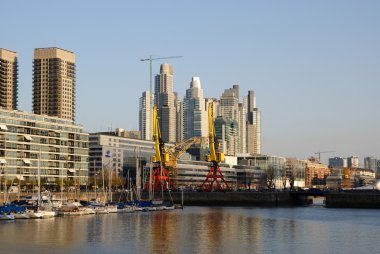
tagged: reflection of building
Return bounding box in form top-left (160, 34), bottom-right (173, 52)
top-left (305, 160), bottom-right (330, 188)
top-left (33, 47), bottom-right (76, 121)
top-left (0, 48), bottom-right (18, 110)
top-left (0, 108), bottom-right (88, 187)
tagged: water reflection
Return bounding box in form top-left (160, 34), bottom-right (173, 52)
top-left (1, 207), bottom-right (380, 254)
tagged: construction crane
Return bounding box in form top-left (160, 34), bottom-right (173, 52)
top-left (145, 106), bottom-right (175, 191)
top-left (200, 103), bottom-right (231, 191)
top-left (140, 55), bottom-right (183, 94)
top-left (314, 151), bottom-right (335, 163)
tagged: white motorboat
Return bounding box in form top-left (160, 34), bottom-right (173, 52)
top-left (26, 210), bottom-right (43, 219)
top-left (117, 206), bottom-right (134, 213)
top-left (0, 214), bottom-right (15, 220)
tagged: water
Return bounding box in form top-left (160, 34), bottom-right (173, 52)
top-left (1, 207), bottom-right (379, 254)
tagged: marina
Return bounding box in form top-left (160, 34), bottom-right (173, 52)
top-left (1, 206), bottom-right (379, 254)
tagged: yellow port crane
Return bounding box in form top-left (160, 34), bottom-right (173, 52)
top-left (146, 106), bottom-right (174, 191)
top-left (166, 137), bottom-right (205, 186)
top-left (200, 103), bottom-right (231, 191)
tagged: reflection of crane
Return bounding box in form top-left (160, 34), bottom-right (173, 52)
top-left (200, 103), bottom-right (231, 191)
top-left (140, 55), bottom-right (183, 93)
top-left (314, 151), bottom-right (335, 163)
top-left (145, 106), bottom-right (174, 191)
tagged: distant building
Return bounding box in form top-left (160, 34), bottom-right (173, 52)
top-left (215, 116), bottom-right (239, 156)
top-left (154, 64), bottom-right (177, 143)
top-left (347, 156), bottom-right (359, 168)
top-left (364, 157), bottom-right (377, 172)
top-left (0, 108), bottom-right (88, 189)
top-left (33, 47), bottom-right (76, 121)
top-left (0, 49), bottom-right (18, 110)
top-left (328, 157), bottom-right (347, 168)
top-left (245, 90), bottom-right (261, 155)
top-left (139, 91), bottom-right (153, 140)
top-left (305, 160), bottom-right (330, 188)
top-left (183, 77), bottom-right (207, 140)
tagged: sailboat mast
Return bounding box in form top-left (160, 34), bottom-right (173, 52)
top-left (37, 149), bottom-right (41, 207)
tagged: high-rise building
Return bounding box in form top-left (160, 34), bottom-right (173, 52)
top-left (139, 91), bottom-right (154, 140)
top-left (154, 63), bottom-right (177, 143)
top-left (33, 47), bottom-right (76, 121)
top-left (176, 100), bottom-right (184, 143)
top-left (0, 108), bottom-right (88, 187)
top-left (0, 49), bottom-right (18, 110)
top-left (183, 77), bottom-right (208, 140)
top-left (215, 116), bottom-right (239, 156)
top-left (347, 156), bottom-right (359, 168)
top-left (364, 157), bottom-right (377, 172)
top-left (328, 157), bottom-right (347, 168)
top-left (220, 85), bottom-right (239, 120)
top-left (246, 90), bottom-right (261, 154)
top-left (238, 101), bottom-right (246, 154)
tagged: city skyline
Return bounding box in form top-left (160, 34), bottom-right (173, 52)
top-left (1, 1), bottom-right (379, 162)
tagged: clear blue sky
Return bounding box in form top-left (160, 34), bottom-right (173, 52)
top-left (1, 0), bottom-right (379, 164)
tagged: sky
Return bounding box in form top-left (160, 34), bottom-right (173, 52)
top-left (1, 0), bottom-right (379, 164)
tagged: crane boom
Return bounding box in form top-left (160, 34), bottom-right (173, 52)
top-left (152, 106), bottom-right (169, 164)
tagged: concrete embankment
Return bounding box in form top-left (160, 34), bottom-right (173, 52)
top-left (325, 191), bottom-right (380, 208)
top-left (167, 191), bottom-right (308, 207)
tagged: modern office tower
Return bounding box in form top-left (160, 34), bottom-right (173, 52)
top-left (139, 91), bottom-right (154, 140)
top-left (246, 90), bottom-right (261, 154)
top-left (0, 49), bottom-right (18, 110)
top-left (328, 157), bottom-right (347, 168)
top-left (176, 100), bottom-right (184, 142)
top-left (215, 116), bottom-right (239, 156)
top-left (33, 47), bottom-right (76, 121)
top-left (347, 156), bottom-right (359, 168)
top-left (364, 157), bottom-right (377, 172)
top-left (0, 108), bottom-right (88, 188)
top-left (183, 77), bottom-right (208, 140)
top-left (238, 101), bottom-right (246, 154)
top-left (220, 85), bottom-right (239, 120)
top-left (154, 63), bottom-right (177, 143)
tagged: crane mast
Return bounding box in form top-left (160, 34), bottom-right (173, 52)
top-left (200, 103), bottom-right (231, 191)
top-left (145, 106), bottom-right (174, 191)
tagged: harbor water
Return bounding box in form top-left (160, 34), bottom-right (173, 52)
top-left (1, 206), bottom-right (379, 254)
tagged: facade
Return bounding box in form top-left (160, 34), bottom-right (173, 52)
top-left (364, 156), bottom-right (377, 172)
top-left (33, 47), bottom-right (76, 121)
top-left (154, 64), bottom-right (177, 143)
top-left (237, 155), bottom-right (294, 189)
top-left (215, 116), bottom-right (239, 156)
top-left (183, 77), bottom-right (207, 140)
top-left (176, 160), bottom-right (237, 189)
top-left (0, 49), bottom-right (18, 110)
top-left (245, 90), bottom-right (261, 154)
top-left (139, 91), bottom-right (153, 140)
top-left (305, 160), bottom-right (330, 188)
top-left (347, 156), bottom-right (359, 168)
top-left (328, 157), bottom-right (347, 168)
top-left (0, 108), bottom-right (88, 189)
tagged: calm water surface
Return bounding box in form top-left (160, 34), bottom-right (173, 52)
top-left (1, 206), bottom-right (379, 254)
